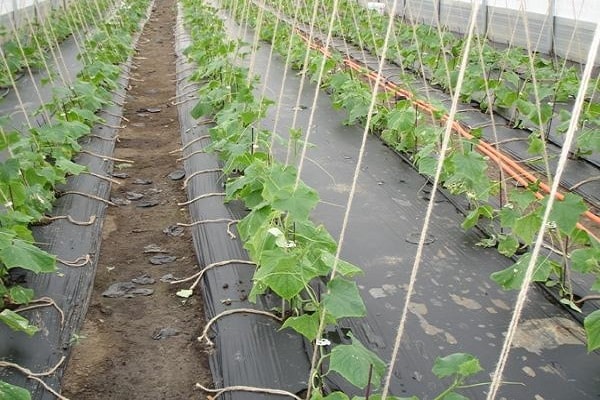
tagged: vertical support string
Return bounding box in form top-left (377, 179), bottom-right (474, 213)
top-left (486, 19), bottom-right (600, 400)
top-left (379, 1), bottom-right (481, 397)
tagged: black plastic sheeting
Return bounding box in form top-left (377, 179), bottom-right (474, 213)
top-left (174, 8), bottom-right (309, 400)
top-left (0, 4), bottom-right (153, 398)
top-left (175, 4), bottom-right (600, 399)
top-left (337, 42), bottom-right (600, 211)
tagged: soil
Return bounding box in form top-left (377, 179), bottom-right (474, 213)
top-left (61, 0), bottom-right (212, 398)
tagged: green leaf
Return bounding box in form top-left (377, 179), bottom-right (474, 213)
top-left (509, 189), bottom-right (537, 211)
top-left (491, 253), bottom-right (555, 290)
top-left (516, 99), bottom-right (535, 117)
top-left (461, 205), bottom-right (493, 230)
top-left (0, 309), bottom-right (38, 336)
top-left (584, 309), bottom-right (600, 352)
top-left (0, 381), bottom-right (31, 400)
top-left (527, 134), bottom-right (544, 155)
top-left (512, 211), bottom-right (542, 245)
top-left (254, 252), bottom-right (305, 300)
top-left (0, 239), bottom-right (56, 273)
top-left (281, 312), bottom-right (321, 341)
top-left (7, 286), bottom-right (34, 305)
top-left (191, 100), bottom-right (214, 119)
top-left (497, 235), bottom-right (519, 257)
top-left (440, 393), bottom-right (469, 400)
top-left (352, 396), bottom-right (417, 400)
top-left (319, 251), bottom-right (363, 277)
top-left (55, 158), bottom-right (87, 176)
top-left (432, 353), bottom-right (482, 379)
top-left (312, 391), bottom-right (350, 400)
top-left (329, 335), bottom-right (386, 389)
top-left (323, 278), bottom-right (366, 318)
top-left (547, 193), bottom-right (587, 235)
top-left (570, 247), bottom-right (600, 274)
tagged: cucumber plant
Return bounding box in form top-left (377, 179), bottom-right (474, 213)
top-left (0, 0), bottom-right (151, 396)
top-left (181, 1), bottom-right (504, 398)
top-left (223, 0), bottom-right (600, 353)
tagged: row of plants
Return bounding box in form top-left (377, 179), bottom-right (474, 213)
top-left (0, 0), bottom-right (113, 89)
top-left (0, 0), bottom-right (151, 397)
top-left (220, 0), bottom-right (600, 352)
top-left (179, 1), bottom-right (507, 399)
top-left (265, 0), bottom-right (600, 162)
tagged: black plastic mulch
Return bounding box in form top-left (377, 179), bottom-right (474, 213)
top-left (0, 5), bottom-right (153, 398)
top-left (174, 8), bottom-right (309, 399)
top-left (172, 5), bottom-right (600, 400)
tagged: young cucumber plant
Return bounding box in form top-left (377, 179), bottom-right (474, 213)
top-left (0, 0), bottom-right (151, 396)
top-left (182, 0), bottom-right (504, 398)
top-left (224, 0), bottom-right (600, 353)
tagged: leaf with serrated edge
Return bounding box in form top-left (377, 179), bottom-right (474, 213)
top-left (281, 313), bottom-right (320, 341)
top-left (329, 334), bottom-right (386, 389)
top-left (584, 309), bottom-right (600, 352)
top-left (323, 278), bottom-right (366, 318)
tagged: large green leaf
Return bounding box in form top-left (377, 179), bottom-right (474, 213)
top-left (512, 212), bottom-right (542, 245)
top-left (432, 353), bottom-right (482, 379)
top-left (323, 278), bottom-right (366, 319)
top-left (0, 239), bottom-right (56, 273)
top-left (253, 252), bottom-right (305, 300)
top-left (352, 396), bottom-right (417, 400)
top-left (281, 313), bottom-right (321, 341)
top-left (0, 309), bottom-right (38, 336)
top-left (261, 166), bottom-right (319, 220)
top-left (584, 309), bottom-right (600, 352)
top-left (311, 392), bottom-right (350, 400)
top-left (329, 335), bottom-right (386, 389)
top-left (570, 247), bottom-right (600, 274)
top-left (509, 189), bottom-right (537, 211)
top-left (547, 193), bottom-right (587, 235)
top-left (319, 251), bottom-right (363, 278)
top-left (491, 253), bottom-right (555, 290)
top-left (0, 381), bottom-right (31, 400)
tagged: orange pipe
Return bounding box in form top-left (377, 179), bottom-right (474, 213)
top-left (296, 32), bottom-right (600, 237)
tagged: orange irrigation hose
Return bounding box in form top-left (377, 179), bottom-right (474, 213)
top-left (296, 31), bottom-right (600, 238)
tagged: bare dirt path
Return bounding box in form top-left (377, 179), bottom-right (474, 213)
top-left (62, 0), bottom-right (211, 398)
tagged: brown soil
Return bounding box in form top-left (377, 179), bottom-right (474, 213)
top-left (61, 0), bottom-right (212, 398)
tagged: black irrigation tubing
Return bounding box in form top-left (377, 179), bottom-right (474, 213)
top-left (0, 1), bottom-right (155, 398)
top-left (196, 2), bottom-right (600, 399)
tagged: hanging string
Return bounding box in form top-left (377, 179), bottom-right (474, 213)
top-left (379, 2), bottom-right (481, 397)
top-left (285, 0), bottom-right (326, 165)
top-left (247, 0), bottom-right (268, 80)
top-left (0, 47), bottom-right (34, 130)
top-left (517, 2), bottom-right (554, 184)
top-left (268, 0), bottom-right (304, 149)
top-left (258, 0), bottom-right (285, 102)
top-left (486, 19), bottom-right (600, 400)
top-left (33, 0), bottom-right (73, 85)
top-left (7, 14), bottom-right (52, 124)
